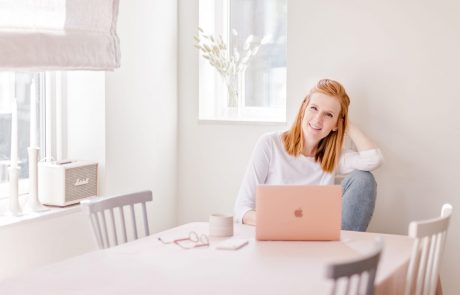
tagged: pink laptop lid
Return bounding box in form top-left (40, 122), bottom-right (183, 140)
top-left (256, 185), bottom-right (342, 241)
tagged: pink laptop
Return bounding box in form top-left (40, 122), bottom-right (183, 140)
top-left (256, 185), bottom-right (342, 241)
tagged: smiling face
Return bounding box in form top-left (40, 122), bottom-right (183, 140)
top-left (283, 79), bottom-right (349, 172)
top-left (301, 92), bottom-right (341, 145)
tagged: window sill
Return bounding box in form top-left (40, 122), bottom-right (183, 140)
top-left (199, 106), bottom-right (287, 125)
top-left (0, 196), bottom-right (81, 229)
top-left (198, 118), bottom-right (287, 126)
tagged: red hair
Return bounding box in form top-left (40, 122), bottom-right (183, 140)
top-left (282, 79), bottom-right (350, 173)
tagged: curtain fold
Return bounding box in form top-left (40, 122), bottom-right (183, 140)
top-left (0, 0), bottom-right (120, 71)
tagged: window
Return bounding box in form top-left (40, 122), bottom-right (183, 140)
top-left (0, 72), bottom-right (46, 199)
top-left (198, 0), bottom-right (287, 123)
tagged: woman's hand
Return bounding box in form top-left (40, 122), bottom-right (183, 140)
top-left (346, 121), bottom-right (378, 151)
top-left (242, 210), bottom-right (256, 226)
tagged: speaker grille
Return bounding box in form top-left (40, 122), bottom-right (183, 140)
top-left (65, 165), bottom-right (97, 202)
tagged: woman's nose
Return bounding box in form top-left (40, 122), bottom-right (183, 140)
top-left (312, 113), bottom-right (323, 124)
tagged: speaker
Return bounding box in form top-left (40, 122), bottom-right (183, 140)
top-left (38, 160), bottom-right (98, 206)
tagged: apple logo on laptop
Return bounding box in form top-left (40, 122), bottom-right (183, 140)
top-left (294, 208), bottom-right (303, 218)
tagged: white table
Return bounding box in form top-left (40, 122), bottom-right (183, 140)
top-left (0, 222), bottom-right (414, 295)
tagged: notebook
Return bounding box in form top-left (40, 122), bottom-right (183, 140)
top-left (256, 185), bottom-right (342, 241)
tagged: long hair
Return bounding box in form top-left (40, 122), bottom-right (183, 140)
top-left (282, 79), bottom-right (350, 173)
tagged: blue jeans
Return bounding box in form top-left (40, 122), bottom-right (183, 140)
top-left (341, 170), bottom-right (377, 232)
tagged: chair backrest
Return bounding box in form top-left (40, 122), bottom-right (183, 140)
top-left (404, 203), bottom-right (453, 295)
top-left (80, 190), bottom-right (153, 249)
top-left (326, 237), bottom-right (383, 295)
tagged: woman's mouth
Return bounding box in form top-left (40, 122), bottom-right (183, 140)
top-left (309, 122), bottom-right (322, 131)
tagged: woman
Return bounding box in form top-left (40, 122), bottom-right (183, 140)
top-left (234, 79), bottom-right (383, 231)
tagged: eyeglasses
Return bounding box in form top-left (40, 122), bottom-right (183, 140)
top-left (158, 231), bottom-right (210, 249)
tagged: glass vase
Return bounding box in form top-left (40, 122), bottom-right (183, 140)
top-left (225, 71), bottom-right (244, 108)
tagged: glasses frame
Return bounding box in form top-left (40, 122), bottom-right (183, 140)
top-left (158, 231), bottom-right (210, 250)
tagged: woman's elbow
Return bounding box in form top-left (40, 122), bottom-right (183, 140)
top-left (367, 151), bottom-right (384, 171)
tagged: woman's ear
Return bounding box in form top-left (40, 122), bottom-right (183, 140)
top-left (332, 119), bottom-right (340, 132)
top-left (334, 117), bottom-right (344, 131)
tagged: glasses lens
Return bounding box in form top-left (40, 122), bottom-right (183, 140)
top-left (189, 232), bottom-right (199, 242)
top-left (200, 235), bottom-right (209, 245)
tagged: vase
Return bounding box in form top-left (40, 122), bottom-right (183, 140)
top-left (24, 147), bottom-right (48, 212)
top-left (226, 74), bottom-right (238, 108)
top-left (225, 71), bottom-right (245, 108)
top-left (8, 165), bottom-right (22, 216)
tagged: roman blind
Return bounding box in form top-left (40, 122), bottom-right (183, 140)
top-left (0, 0), bottom-right (120, 70)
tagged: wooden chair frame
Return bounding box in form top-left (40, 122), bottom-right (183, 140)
top-left (81, 191), bottom-right (153, 249)
top-left (404, 204), bottom-right (453, 295)
top-left (326, 237), bottom-right (384, 295)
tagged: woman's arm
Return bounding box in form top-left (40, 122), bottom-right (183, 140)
top-left (234, 134), bottom-right (272, 225)
top-left (346, 121), bottom-right (378, 151)
top-left (338, 122), bottom-right (384, 174)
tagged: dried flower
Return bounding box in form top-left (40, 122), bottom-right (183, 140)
top-left (194, 27), bottom-right (263, 107)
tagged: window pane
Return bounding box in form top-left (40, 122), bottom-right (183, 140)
top-left (230, 0), bottom-right (287, 108)
top-left (0, 72), bottom-right (42, 184)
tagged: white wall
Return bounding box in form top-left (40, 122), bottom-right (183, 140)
top-left (178, 0), bottom-right (285, 224)
top-left (178, 0), bottom-right (460, 293)
top-left (66, 71), bottom-right (106, 193)
top-left (105, 0), bottom-right (178, 232)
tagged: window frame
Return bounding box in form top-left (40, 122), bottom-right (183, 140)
top-left (0, 72), bottom-right (63, 200)
top-left (198, 0), bottom-right (287, 124)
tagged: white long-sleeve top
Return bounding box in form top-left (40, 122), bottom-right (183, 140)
top-left (234, 132), bottom-right (384, 223)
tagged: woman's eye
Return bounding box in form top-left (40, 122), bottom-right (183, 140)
top-left (310, 106), bottom-right (317, 111)
top-left (327, 113), bottom-right (333, 118)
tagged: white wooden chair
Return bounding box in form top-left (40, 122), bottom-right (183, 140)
top-left (80, 190), bottom-right (153, 249)
top-left (404, 203), bottom-right (453, 295)
top-left (326, 237), bottom-right (383, 295)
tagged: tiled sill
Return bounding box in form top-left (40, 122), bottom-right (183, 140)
top-left (0, 196), bottom-right (81, 229)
